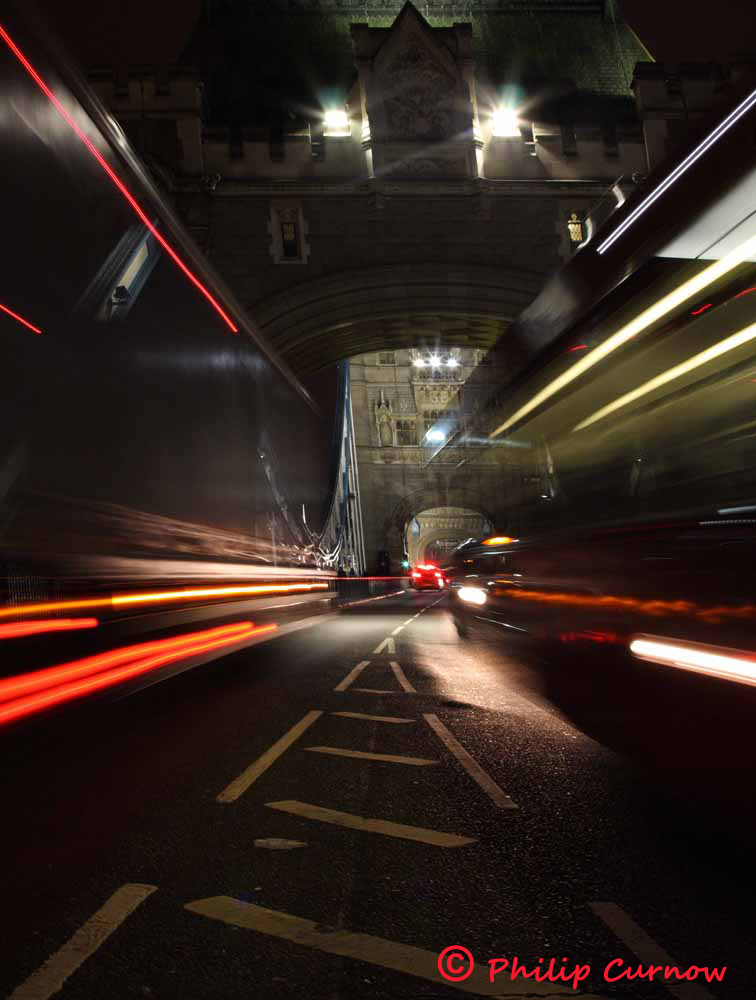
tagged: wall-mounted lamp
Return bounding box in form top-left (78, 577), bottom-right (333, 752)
top-left (323, 107), bottom-right (350, 137)
top-left (567, 212), bottom-right (584, 244)
top-left (491, 106), bottom-right (520, 138)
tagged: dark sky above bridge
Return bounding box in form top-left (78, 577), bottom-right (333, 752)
top-left (37, 1), bottom-right (756, 70)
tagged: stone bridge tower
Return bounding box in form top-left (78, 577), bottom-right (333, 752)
top-left (86, 0), bottom-right (654, 570)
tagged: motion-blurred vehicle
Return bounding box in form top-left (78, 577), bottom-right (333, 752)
top-left (409, 563), bottom-right (447, 590)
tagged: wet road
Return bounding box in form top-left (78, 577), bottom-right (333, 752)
top-left (1, 590), bottom-right (754, 999)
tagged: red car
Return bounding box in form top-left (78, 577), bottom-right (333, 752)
top-left (409, 563), bottom-right (447, 590)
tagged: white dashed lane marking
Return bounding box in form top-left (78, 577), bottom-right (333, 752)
top-left (9, 885), bottom-right (157, 1000)
top-left (331, 711), bottom-right (414, 724)
top-left (185, 898), bottom-right (594, 997)
top-left (217, 711), bottom-right (323, 803)
top-left (351, 688), bottom-right (394, 694)
top-left (424, 714), bottom-right (518, 811)
top-left (304, 746), bottom-right (437, 766)
top-left (372, 637), bottom-right (396, 654)
top-left (390, 626), bottom-right (403, 636)
top-left (390, 661), bottom-right (416, 693)
top-left (265, 800), bottom-right (476, 847)
top-left (334, 660), bottom-right (370, 692)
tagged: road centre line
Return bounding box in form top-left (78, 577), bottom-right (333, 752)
top-left (9, 884), bottom-right (157, 1000)
top-left (339, 589), bottom-right (405, 609)
top-left (266, 800), bottom-right (476, 847)
top-left (390, 661), bottom-right (416, 693)
top-left (403, 618), bottom-right (413, 625)
top-left (352, 688), bottom-right (394, 694)
top-left (590, 903), bottom-right (715, 1000)
top-left (424, 714), bottom-right (518, 810)
top-left (217, 711), bottom-right (323, 803)
top-left (331, 711), bottom-right (414, 724)
top-left (390, 626), bottom-right (403, 636)
top-left (373, 636), bottom-right (396, 654)
top-left (304, 746), bottom-right (437, 766)
top-left (185, 897), bottom-right (582, 997)
top-left (334, 660), bottom-right (369, 692)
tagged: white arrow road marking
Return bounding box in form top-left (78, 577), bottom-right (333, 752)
top-left (253, 839), bottom-right (308, 850)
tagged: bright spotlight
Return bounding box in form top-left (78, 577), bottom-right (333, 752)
top-left (413, 358), bottom-right (427, 368)
top-left (426, 429), bottom-right (446, 443)
top-left (323, 107), bottom-right (350, 136)
top-left (458, 586), bottom-right (487, 606)
top-left (446, 357), bottom-right (459, 368)
top-left (491, 107), bottom-right (520, 138)
top-left (429, 354), bottom-right (441, 366)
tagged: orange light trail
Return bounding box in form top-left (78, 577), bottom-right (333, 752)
top-left (0, 301), bottom-right (42, 334)
top-left (483, 536), bottom-right (518, 546)
top-left (0, 618), bottom-right (98, 640)
top-left (0, 23), bottom-right (237, 333)
top-left (0, 622), bottom-right (277, 726)
top-left (494, 585), bottom-right (756, 624)
top-left (0, 582), bottom-right (329, 620)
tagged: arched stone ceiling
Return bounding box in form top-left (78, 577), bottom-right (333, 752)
top-left (251, 263), bottom-right (544, 374)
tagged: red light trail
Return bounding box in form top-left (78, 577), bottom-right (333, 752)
top-left (0, 621), bottom-right (276, 725)
top-left (0, 23), bottom-right (238, 333)
top-left (690, 303), bottom-right (713, 316)
top-left (0, 301), bottom-right (42, 334)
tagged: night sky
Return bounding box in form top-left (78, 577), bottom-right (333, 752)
top-left (36, 1), bottom-right (756, 71)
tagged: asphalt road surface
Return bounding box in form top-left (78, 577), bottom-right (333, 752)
top-left (1, 590), bottom-right (754, 999)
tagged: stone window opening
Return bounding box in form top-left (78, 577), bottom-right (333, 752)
top-left (396, 419), bottom-right (415, 446)
top-left (378, 351), bottom-right (396, 365)
top-left (269, 202), bottom-right (310, 265)
top-left (281, 217), bottom-right (300, 260)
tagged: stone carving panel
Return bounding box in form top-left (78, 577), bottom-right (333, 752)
top-left (381, 42), bottom-right (458, 143)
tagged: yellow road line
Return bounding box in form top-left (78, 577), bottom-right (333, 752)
top-left (334, 661), bottom-right (369, 692)
top-left (390, 661), bottom-right (416, 693)
top-left (217, 711), bottom-right (323, 803)
top-left (304, 746), bottom-right (437, 766)
top-left (331, 711), bottom-right (414, 724)
top-left (590, 903), bottom-right (715, 1000)
top-left (266, 800), bottom-right (476, 847)
top-left (424, 714), bottom-right (518, 811)
top-left (185, 897), bottom-right (599, 996)
top-left (9, 884), bottom-right (156, 1000)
